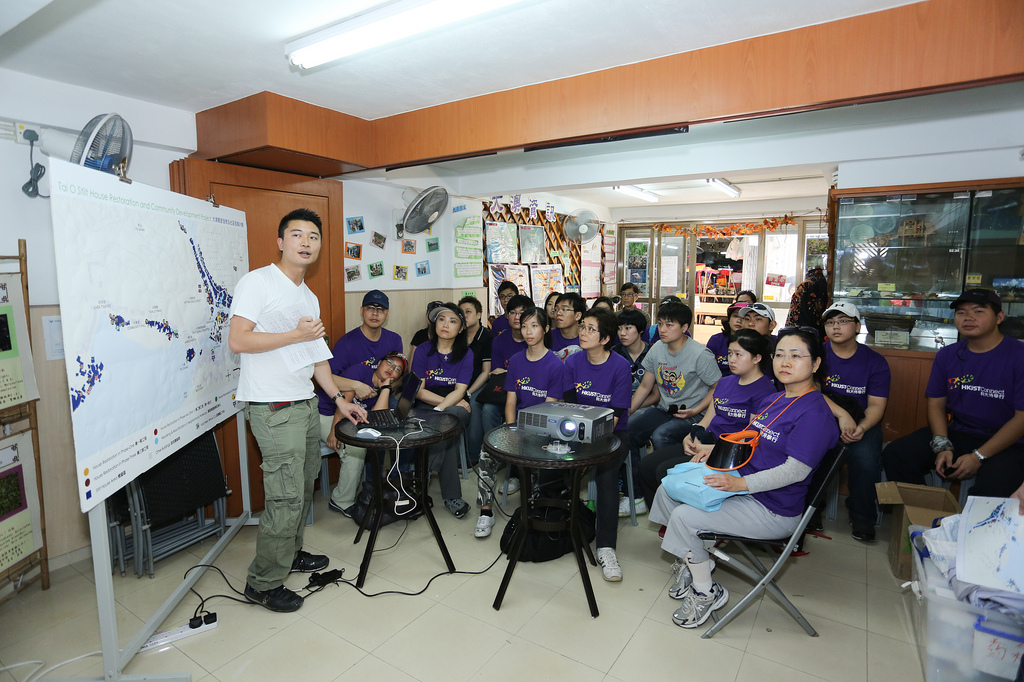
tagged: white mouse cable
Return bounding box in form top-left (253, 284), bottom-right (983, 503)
top-left (383, 418), bottom-right (425, 516)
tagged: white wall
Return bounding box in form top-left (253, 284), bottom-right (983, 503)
top-left (0, 68), bottom-right (196, 305)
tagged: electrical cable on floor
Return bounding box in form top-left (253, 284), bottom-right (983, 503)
top-left (182, 564), bottom-right (252, 617)
top-left (23, 650), bottom-right (101, 682)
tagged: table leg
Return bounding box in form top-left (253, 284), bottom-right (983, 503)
top-left (415, 445), bottom-right (456, 574)
top-left (493, 464), bottom-right (530, 611)
top-left (356, 449), bottom-right (386, 588)
top-left (569, 467), bottom-right (600, 617)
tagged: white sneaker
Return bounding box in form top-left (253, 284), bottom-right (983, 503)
top-left (596, 547), bottom-right (622, 582)
top-left (474, 514), bottom-right (495, 538)
top-left (504, 477), bottom-right (520, 495)
top-left (617, 496), bottom-right (648, 517)
top-left (672, 581), bottom-right (729, 628)
top-left (668, 558), bottom-right (716, 599)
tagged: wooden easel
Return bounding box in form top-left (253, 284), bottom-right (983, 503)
top-left (0, 238), bottom-right (50, 602)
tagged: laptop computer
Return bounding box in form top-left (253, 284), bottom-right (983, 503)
top-left (366, 371), bottom-right (421, 429)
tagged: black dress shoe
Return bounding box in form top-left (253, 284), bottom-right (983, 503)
top-left (806, 510), bottom-right (824, 533)
top-left (290, 550), bottom-right (329, 573)
top-left (328, 500), bottom-right (355, 517)
top-left (851, 521), bottom-right (876, 543)
top-left (244, 583), bottom-right (304, 612)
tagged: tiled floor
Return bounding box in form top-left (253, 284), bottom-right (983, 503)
top-left (0, 476), bottom-right (925, 682)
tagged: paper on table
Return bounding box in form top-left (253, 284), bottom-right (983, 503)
top-left (259, 304), bottom-right (332, 373)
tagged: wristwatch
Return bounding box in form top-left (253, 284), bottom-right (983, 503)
top-left (331, 391), bottom-right (343, 402)
top-left (972, 449), bottom-right (987, 462)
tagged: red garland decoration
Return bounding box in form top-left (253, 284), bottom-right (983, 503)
top-left (653, 215), bottom-right (796, 239)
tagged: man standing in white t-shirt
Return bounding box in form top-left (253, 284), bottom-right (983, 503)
top-left (228, 208), bottom-right (366, 613)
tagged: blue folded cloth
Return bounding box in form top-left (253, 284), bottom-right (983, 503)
top-left (662, 461), bottom-right (748, 512)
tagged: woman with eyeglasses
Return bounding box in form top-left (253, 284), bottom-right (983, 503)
top-left (562, 307), bottom-right (633, 582)
top-left (413, 303), bottom-right (474, 518)
top-left (649, 326), bottom-right (839, 629)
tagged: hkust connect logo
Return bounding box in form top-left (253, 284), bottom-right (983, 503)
top-left (948, 374), bottom-right (975, 390)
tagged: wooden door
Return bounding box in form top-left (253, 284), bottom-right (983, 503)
top-left (170, 159), bottom-right (345, 515)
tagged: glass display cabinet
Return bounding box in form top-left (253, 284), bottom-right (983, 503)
top-left (830, 179), bottom-right (1024, 351)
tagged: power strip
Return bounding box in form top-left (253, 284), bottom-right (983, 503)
top-left (140, 618), bottom-right (218, 651)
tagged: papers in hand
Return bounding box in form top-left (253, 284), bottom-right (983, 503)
top-left (260, 304), bottom-right (332, 373)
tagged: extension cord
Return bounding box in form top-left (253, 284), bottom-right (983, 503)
top-left (139, 617), bottom-right (218, 651)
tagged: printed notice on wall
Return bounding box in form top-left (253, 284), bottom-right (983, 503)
top-left (0, 432), bottom-right (42, 573)
top-left (0, 274), bottom-right (40, 410)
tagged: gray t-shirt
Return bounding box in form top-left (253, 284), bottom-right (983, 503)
top-left (640, 338), bottom-right (720, 414)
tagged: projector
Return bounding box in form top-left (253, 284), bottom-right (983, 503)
top-left (517, 402), bottom-right (615, 443)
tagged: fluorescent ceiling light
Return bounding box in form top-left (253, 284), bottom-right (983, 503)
top-left (286, 0), bottom-right (527, 69)
top-left (707, 178), bottom-right (741, 198)
top-left (613, 185), bottom-right (659, 203)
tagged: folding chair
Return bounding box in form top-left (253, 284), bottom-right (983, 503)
top-left (696, 443), bottom-right (847, 639)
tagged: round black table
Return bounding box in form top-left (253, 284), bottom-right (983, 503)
top-left (483, 424), bottom-right (621, 617)
top-left (335, 408), bottom-right (462, 587)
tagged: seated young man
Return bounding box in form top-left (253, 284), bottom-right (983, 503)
top-left (491, 280), bottom-right (519, 337)
top-left (883, 289), bottom-right (1024, 498)
top-left (820, 302), bottom-right (891, 542)
top-left (628, 302), bottom-right (720, 503)
top-left (551, 292), bottom-right (586, 360)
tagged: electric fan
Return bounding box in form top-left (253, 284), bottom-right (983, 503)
top-left (395, 186), bottom-right (449, 239)
top-left (563, 209), bottom-right (602, 243)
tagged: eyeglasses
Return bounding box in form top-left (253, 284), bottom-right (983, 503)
top-left (555, 306), bottom-right (575, 313)
top-left (498, 293), bottom-right (514, 301)
top-left (779, 325), bottom-right (821, 339)
top-left (507, 310), bottom-right (524, 317)
top-left (364, 304), bottom-right (386, 312)
top-left (383, 358), bottom-right (401, 371)
top-left (824, 317), bottom-right (856, 328)
top-left (772, 352), bottom-right (812, 362)
top-left (579, 325), bottom-right (601, 334)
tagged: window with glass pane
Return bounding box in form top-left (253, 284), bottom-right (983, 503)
top-left (741, 234), bottom-right (760, 294)
top-left (967, 187), bottom-right (1024, 339)
top-left (763, 223), bottom-right (800, 303)
top-left (805, 221), bottom-right (829, 273)
top-left (658, 235), bottom-right (687, 300)
top-left (625, 236), bottom-right (652, 297)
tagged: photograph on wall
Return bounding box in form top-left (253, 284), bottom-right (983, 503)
top-left (0, 277), bottom-right (39, 410)
top-left (415, 260), bottom-right (430, 277)
top-left (530, 264), bottom-right (564, 308)
top-left (368, 261), bottom-right (384, 279)
top-left (371, 231), bottom-right (387, 250)
top-left (345, 265), bottom-right (361, 283)
top-left (0, 432), bottom-right (43, 573)
top-left (426, 237), bottom-right (440, 253)
top-left (346, 216), bottom-right (365, 234)
top-left (402, 239), bottom-right (417, 255)
top-left (485, 221), bottom-right (518, 263)
top-left (394, 265), bottom-right (409, 281)
top-left (519, 225), bottom-right (546, 263)
top-left (345, 242), bottom-right (362, 260)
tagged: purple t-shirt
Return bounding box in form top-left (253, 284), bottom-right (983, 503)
top-left (412, 346), bottom-right (474, 398)
top-left (706, 332), bottom-right (731, 377)
top-left (491, 331), bottom-right (528, 372)
top-left (551, 328), bottom-right (582, 361)
top-left (340, 363), bottom-right (379, 412)
top-left (741, 391), bottom-right (839, 517)
top-left (504, 350), bottom-right (566, 412)
top-left (823, 342), bottom-right (891, 413)
top-left (709, 374), bottom-right (778, 436)
top-left (926, 336), bottom-right (1024, 442)
top-left (562, 351), bottom-right (633, 431)
top-left (491, 315), bottom-right (510, 337)
top-left (318, 327), bottom-right (404, 416)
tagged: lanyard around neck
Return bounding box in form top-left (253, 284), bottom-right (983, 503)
top-left (744, 389), bottom-right (814, 432)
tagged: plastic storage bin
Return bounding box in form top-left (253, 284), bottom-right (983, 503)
top-left (910, 531), bottom-right (1024, 681)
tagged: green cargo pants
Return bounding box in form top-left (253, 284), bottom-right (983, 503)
top-left (245, 398), bottom-right (321, 591)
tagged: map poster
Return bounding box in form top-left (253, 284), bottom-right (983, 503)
top-left (0, 432), bottom-right (42, 573)
top-left (529, 264), bottom-right (564, 308)
top-left (49, 159), bottom-right (248, 513)
top-left (488, 264), bottom-right (531, 316)
top-left (956, 496), bottom-right (1024, 593)
top-left (0, 274), bottom-right (40, 409)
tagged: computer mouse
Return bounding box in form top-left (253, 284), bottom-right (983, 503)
top-left (356, 427), bottom-right (381, 438)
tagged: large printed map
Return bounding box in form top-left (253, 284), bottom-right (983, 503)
top-left (49, 160), bottom-right (247, 512)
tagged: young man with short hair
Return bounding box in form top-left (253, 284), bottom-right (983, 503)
top-left (318, 289), bottom-right (404, 516)
top-left (551, 292), bottom-right (586, 360)
top-left (820, 301), bottom-right (891, 542)
top-left (491, 280), bottom-right (519, 337)
top-left (614, 307), bottom-right (653, 515)
top-left (883, 289), bottom-right (1024, 499)
top-left (229, 208), bottom-right (366, 613)
top-left (739, 302), bottom-right (777, 338)
top-left (628, 303), bottom-right (720, 504)
top-left (619, 282), bottom-right (640, 311)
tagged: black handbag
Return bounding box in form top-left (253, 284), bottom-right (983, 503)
top-left (498, 500), bottom-right (597, 562)
top-left (475, 372), bottom-right (508, 406)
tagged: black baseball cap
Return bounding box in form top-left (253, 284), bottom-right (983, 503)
top-left (950, 288), bottom-right (1001, 312)
top-left (361, 290), bottom-right (389, 309)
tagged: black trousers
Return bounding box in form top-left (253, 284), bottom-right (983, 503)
top-left (881, 426), bottom-right (1024, 498)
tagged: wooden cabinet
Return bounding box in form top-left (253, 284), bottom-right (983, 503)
top-left (875, 347), bottom-right (934, 443)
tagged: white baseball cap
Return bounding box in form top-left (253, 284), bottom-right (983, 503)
top-left (737, 302), bottom-right (776, 322)
top-left (822, 301), bottom-right (860, 321)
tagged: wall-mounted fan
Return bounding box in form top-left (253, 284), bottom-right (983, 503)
top-left (563, 209), bottom-right (602, 243)
top-left (36, 113), bottom-right (133, 175)
top-left (395, 186), bottom-right (449, 239)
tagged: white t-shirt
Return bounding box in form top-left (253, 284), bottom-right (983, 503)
top-left (230, 264), bottom-right (323, 402)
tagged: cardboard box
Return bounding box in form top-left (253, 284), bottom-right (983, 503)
top-left (875, 481), bottom-right (961, 580)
